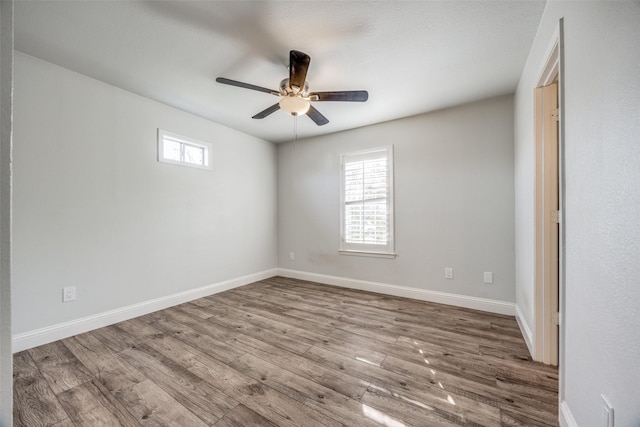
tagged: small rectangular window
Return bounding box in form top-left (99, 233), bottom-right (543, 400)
top-left (340, 146), bottom-right (395, 257)
top-left (158, 129), bottom-right (212, 170)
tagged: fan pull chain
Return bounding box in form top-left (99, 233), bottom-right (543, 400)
top-left (294, 114), bottom-right (298, 150)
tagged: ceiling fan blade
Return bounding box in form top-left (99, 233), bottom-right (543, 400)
top-left (216, 77), bottom-right (278, 95)
top-left (252, 103), bottom-right (281, 119)
top-left (289, 50), bottom-right (311, 91)
top-left (309, 91), bottom-right (369, 102)
top-left (306, 105), bottom-right (329, 126)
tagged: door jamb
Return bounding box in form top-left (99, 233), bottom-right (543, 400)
top-left (533, 21), bottom-right (565, 369)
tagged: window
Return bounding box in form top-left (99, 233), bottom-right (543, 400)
top-left (340, 146), bottom-right (395, 257)
top-left (158, 129), bottom-right (212, 170)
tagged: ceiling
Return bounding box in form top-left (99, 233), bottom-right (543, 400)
top-left (14, 1), bottom-right (546, 143)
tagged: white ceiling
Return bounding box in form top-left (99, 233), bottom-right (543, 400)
top-left (15, 1), bottom-right (546, 143)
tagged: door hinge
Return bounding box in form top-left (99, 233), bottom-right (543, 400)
top-left (551, 108), bottom-right (560, 122)
top-left (552, 312), bottom-right (560, 326)
top-left (551, 210), bottom-right (561, 224)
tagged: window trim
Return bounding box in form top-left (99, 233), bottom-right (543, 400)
top-left (157, 129), bottom-right (212, 170)
top-left (339, 145), bottom-right (396, 258)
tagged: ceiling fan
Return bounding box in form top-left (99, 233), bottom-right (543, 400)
top-left (216, 50), bottom-right (368, 126)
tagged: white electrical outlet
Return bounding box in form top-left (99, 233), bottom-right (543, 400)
top-left (601, 395), bottom-right (614, 427)
top-left (62, 286), bottom-right (76, 302)
top-left (289, 252), bottom-right (295, 261)
top-left (483, 272), bottom-right (494, 284)
top-left (444, 268), bottom-right (453, 279)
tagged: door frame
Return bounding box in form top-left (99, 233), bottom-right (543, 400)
top-left (533, 19), bottom-right (565, 372)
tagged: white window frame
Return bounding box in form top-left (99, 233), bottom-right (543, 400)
top-left (158, 129), bottom-right (212, 170)
top-left (339, 146), bottom-right (396, 258)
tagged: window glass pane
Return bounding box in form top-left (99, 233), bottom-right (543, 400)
top-left (184, 143), bottom-right (205, 165)
top-left (344, 154), bottom-right (389, 245)
top-left (158, 129), bottom-right (212, 170)
top-left (163, 139), bottom-right (182, 162)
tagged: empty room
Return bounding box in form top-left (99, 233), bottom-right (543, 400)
top-left (1, 1), bottom-right (639, 426)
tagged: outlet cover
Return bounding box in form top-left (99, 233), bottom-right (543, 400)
top-left (483, 272), bottom-right (494, 284)
top-left (63, 286), bottom-right (76, 302)
top-left (444, 268), bottom-right (453, 279)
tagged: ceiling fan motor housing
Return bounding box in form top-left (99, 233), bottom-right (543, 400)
top-left (280, 78), bottom-right (309, 96)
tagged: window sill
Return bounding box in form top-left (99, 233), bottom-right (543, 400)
top-left (338, 250), bottom-right (397, 259)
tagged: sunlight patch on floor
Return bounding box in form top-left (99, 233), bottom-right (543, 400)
top-left (367, 383), bottom-right (390, 394)
top-left (362, 404), bottom-right (406, 427)
top-left (356, 356), bottom-right (379, 366)
top-left (397, 394), bottom-right (435, 411)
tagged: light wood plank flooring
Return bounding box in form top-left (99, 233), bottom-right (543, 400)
top-left (14, 276), bottom-right (558, 426)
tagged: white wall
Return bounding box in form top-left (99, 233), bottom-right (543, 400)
top-left (278, 95), bottom-right (515, 306)
top-left (12, 53), bottom-right (277, 337)
top-left (515, 2), bottom-right (640, 426)
top-left (0, 1), bottom-right (13, 424)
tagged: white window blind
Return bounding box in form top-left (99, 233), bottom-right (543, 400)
top-left (340, 146), bottom-right (395, 256)
top-left (158, 129), bottom-right (212, 170)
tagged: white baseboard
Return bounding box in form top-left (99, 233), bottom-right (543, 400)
top-left (277, 269), bottom-right (515, 316)
top-left (13, 268), bottom-right (518, 352)
top-left (559, 400), bottom-right (578, 427)
top-left (515, 303), bottom-right (535, 358)
top-left (12, 268), bottom-right (278, 352)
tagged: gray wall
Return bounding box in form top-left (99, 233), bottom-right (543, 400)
top-left (0, 1), bottom-right (13, 424)
top-left (12, 53), bottom-right (278, 335)
top-left (278, 95), bottom-right (515, 303)
top-left (515, 2), bottom-right (640, 425)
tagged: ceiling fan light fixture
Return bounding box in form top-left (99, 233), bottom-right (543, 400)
top-left (279, 96), bottom-right (310, 116)
top-left (216, 50), bottom-right (368, 125)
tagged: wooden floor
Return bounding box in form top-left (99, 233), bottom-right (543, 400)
top-left (14, 277), bottom-right (558, 426)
